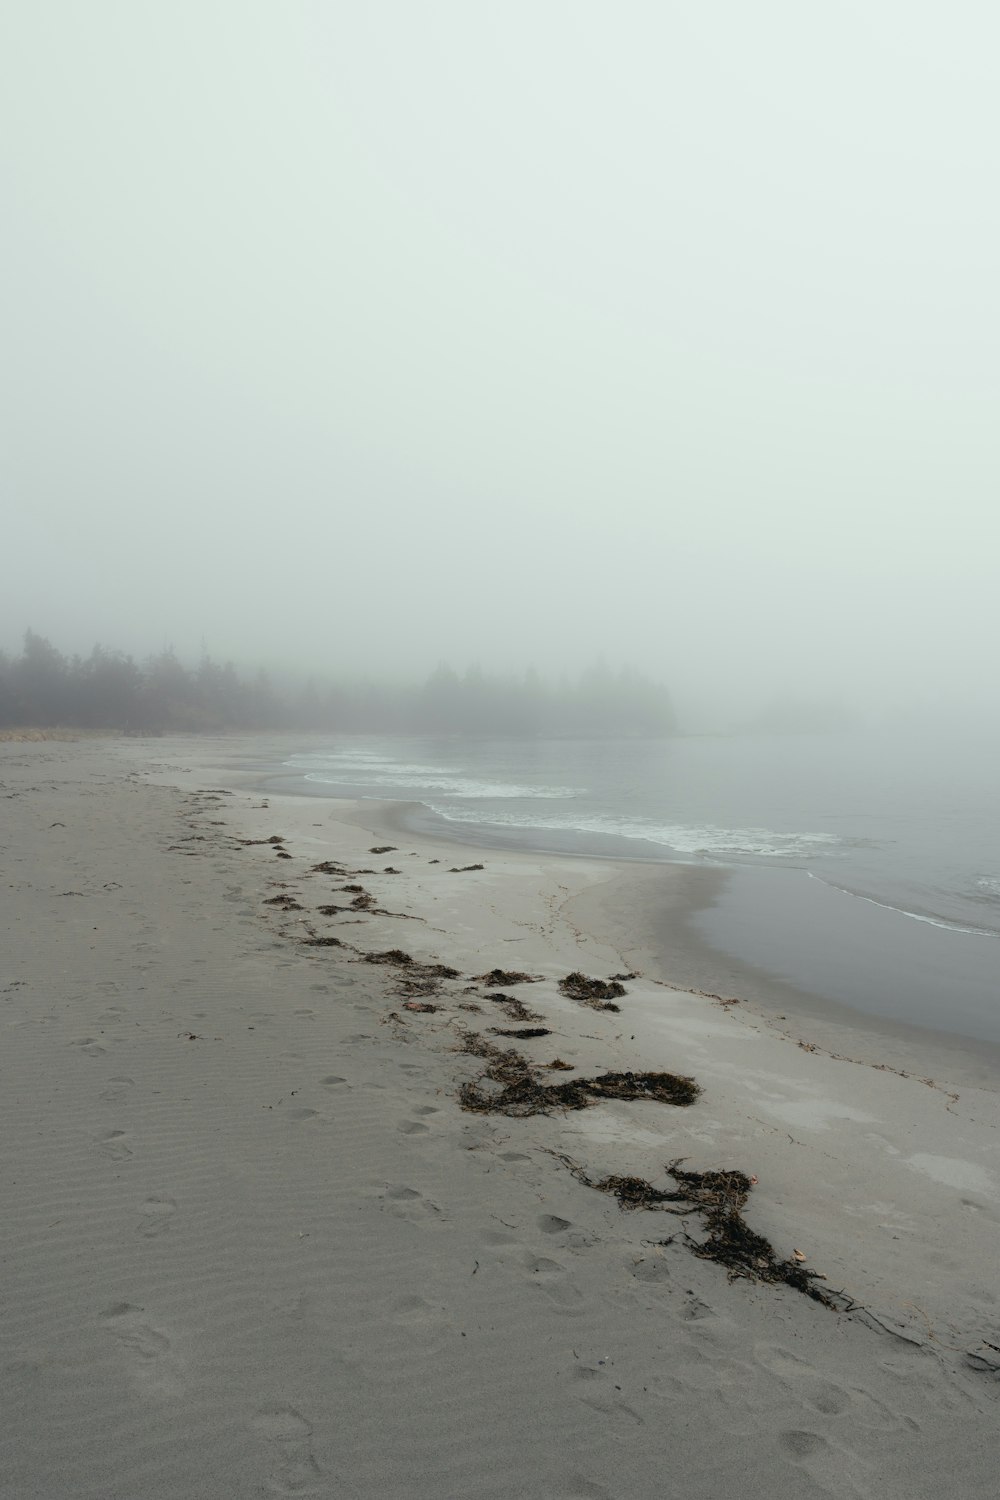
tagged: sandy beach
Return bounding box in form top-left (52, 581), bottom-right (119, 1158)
top-left (2, 735), bottom-right (999, 1499)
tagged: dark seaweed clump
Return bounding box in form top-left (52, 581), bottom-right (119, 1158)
top-left (586, 1071), bottom-right (699, 1104)
top-left (559, 972), bottom-right (626, 1011)
top-left (572, 1159), bottom-right (840, 1307)
top-left (458, 1034), bottom-right (699, 1118)
top-left (363, 948), bottom-right (461, 998)
top-left (489, 993), bottom-right (542, 1022)
top-left (474, 969), bottom-right (537, 986)
top-left (369, 846), bottom-right (397, 854)
top-left (449, 864), bottom-right (485, 872)
top-left (490, 1026), bottom-right (552, 1039)
top-left (263, 895), bottom-right (302, 911)
top-left (362, 950), bottom-right (459, 977)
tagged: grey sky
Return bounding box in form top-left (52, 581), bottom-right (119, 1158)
top-left (3, 2), bottom-right (997, 725)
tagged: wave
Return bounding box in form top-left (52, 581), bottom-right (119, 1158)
top-left (286, 751), bottom-right (580, 800)
top-left (299, 770), bottom-right (580, 800)
top-left (806, 872), bottom-right (999, 939)
top-left (424, 803), bottom-right (841, 860)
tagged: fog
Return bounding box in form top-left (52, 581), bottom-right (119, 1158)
top-left (3, 3), bottom-right (998, 730)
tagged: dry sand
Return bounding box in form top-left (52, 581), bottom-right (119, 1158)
top-left (2, 736), bottom-right (999, 1499)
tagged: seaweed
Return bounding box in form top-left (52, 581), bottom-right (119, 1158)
top-left (449, 864), bottom-right (485, 872)
top-left (263, 895), bottom-right (303, 911)
top-left (558, 972), bottom-right (626, 1011)
top-left (362, 948), bottom-right (461, 997)
top-left (490, 1026), bottom-right (553, 1039)
top-left (304, 936), bottom-right (344, 947)
top-left (489, 993), bottom-right (542, 1022)
top-left (369, 846), bottom-right (397, 854)
top-left (474, 969), bottom-right (537, 986)
top-left (458, 1035), bottom-right (700, 1119)
top-left (364, 948), bottom-right (415, 965)
top-left (311, 861), bottom-right (344, 874)
top-left (585, 1071), bottom-right (700, 1106)
top-left (567, 1158), bottom-right (841, 1308)
top-left (402, 1000), bottom-right (438, 1013)
top-left (316, 904), bottom-right (346, 916)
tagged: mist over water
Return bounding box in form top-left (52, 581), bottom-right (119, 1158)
top-left (273, 729), bottom-right (1000, 1042)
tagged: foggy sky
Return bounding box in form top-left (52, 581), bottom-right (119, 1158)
top-left (3, 2), bottom-right (998, 728)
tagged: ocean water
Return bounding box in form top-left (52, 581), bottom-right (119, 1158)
top-left (277, 731), bottom-right (1000, 1043)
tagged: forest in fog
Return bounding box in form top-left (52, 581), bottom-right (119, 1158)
top-left (0, 631), bottom-right (677, 738)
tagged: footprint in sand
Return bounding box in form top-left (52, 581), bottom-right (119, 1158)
top-left (537, 1214), bottom-right (591, 1250)
top-left (382, 1184), bottom-right (444, 1224)
top-left (755, 1343), bottom-right (898, 1430)
top-left (397, 1120), bottom-right (430, 1136)
top-left (71, 1037), bottom-right (106, 1058)
top-left (524, 1253), bottom-right (584, 1310)
top-left (573, 1366), bottom-right (645, 1427)
top-left (631, 1255), bottom-right (672, 1286)
top-left (252, 1404), bottom-right (323, 1495)
top-left (99, 1303), bottom-right (170, 1360)
top-left (100, 1076), bottom-right (134, 1103)
top-left (779, 1430), bottom-right (829, 1461)
top-left (389, 1293), bottom-right (443, 1325)
top-left (94, 1129), bottom-right (132, 1160)
top-left (137, 1197), bottom-right (177, 1238)
top-left (320, 1075), bottom-right (348, 1088)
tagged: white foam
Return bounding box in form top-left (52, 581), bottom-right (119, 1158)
top-left (301, 770), bottom-right (580, 800)
top-left (807, 873), bottom-right (998, 939)
top-left (424, 804), bottom-right (841, 859)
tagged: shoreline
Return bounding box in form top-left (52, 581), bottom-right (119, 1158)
top-left (246, 752), bottom-right (1000, 1073)
top-left (4, 735), bottom-right (999, 1496)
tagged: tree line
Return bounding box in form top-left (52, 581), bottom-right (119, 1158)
top-left (0, 631), bottom-right (677, 737)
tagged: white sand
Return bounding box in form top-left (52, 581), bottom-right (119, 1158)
top-left (2, 735), bottom-right (998, 1499)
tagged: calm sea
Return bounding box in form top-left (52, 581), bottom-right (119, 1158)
top-left (271, 731), bottom-right (1000, 1044)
